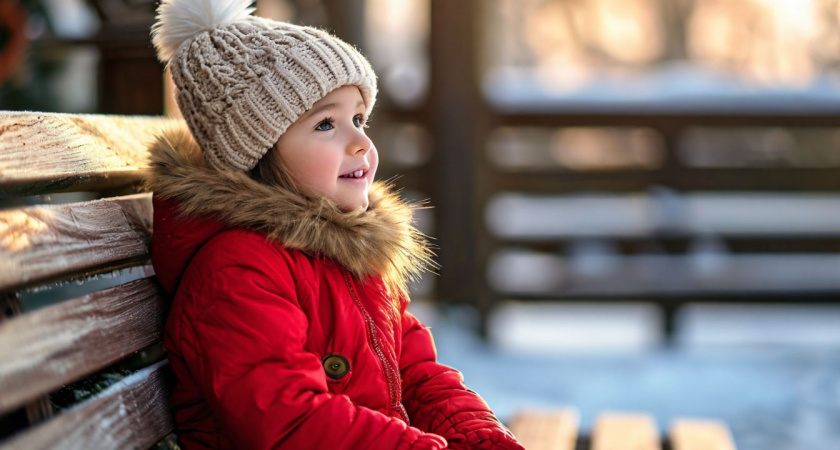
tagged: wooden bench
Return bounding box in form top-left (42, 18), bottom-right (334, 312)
top-left (0, 111), bottom-right (178, 448)
top-left (0, 111), bottom-right (738, 449)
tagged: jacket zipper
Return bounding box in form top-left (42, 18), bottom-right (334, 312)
top-left (341, 269), bottom-right (410, 424)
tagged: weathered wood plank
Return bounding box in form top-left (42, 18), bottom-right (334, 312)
top-left (0, 111), bottom-right (179, 195)
top-left (0, 361), bottom-right (174, 450)
top-left (591, 412), bottom-right (660, 450)
top-left (670, 419), bottom-right (737, 450)
top-left (508, 409), bottom-right (579, 450)
top-left (0, 277), bottom-right (167, 416)
top-left (0, 194), bottom-right (152, 291)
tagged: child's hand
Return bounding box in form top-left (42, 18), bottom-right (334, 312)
top-left (444, 418), bottom-right (525, 450)
top-left (470, 428), bottom-right (525, 450)
top-left (406, 432), bottom-right (448, 449)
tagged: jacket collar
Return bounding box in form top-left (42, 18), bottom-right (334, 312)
top-left (143, 126), bottom-right (435, 298)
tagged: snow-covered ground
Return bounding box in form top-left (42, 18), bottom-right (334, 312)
top-left (409, 300), bottom-right (840, 450)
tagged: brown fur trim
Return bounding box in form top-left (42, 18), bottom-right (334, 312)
top-left (143, 125), bottom-right (436, 299)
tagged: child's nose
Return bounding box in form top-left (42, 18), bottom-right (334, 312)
top-left (349, 129), bottom-right (373, 155)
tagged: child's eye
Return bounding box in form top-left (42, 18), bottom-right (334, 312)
top-left (353, 114), bottom-right (368, 129)
top-left (315, 118), bottom-right (334, 131)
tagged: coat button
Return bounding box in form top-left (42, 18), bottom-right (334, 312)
top-left (322, 354), bottom-right (350, 380)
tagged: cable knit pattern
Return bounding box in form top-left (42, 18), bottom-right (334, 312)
top-left (154, 3), bottom-right (377, 171)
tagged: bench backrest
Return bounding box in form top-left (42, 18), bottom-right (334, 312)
top-left (0, 111), bottom-right (179, 449)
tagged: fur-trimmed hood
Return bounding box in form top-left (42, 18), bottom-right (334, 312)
top-left (144, 126), bottom-right (435, 298)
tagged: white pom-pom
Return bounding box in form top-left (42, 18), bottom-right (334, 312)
top-left (152, 0), bottom-right (256, 63)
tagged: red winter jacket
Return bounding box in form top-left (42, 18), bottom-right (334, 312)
top-left (147, 128), bottom-right (524, 449)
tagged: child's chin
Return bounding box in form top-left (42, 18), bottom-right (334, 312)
top-left (339, 198), bottom-right (369, 212)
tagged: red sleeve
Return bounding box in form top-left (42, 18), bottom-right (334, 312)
top-left (399, 311), bottom-right (525, 450)
top-left (171, 236), bottom-right (447, 450)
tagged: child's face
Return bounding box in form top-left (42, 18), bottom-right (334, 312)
top-left (274, 86), bottom-right (378, 212)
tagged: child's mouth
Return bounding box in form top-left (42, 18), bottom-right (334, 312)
top-left (339, 169), bottom-right (366, 179)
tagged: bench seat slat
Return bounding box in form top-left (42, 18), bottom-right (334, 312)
top-left (0, 277), bottom-right (166, 415)
top-left (0, 194), bottom-right (153, 291)
top-left (508, 409), bottom-right (579, 450)
top-left (0, 360), bottom-right (174, 450)
top-left (0, 112), bottom-right (178, 195)
top-left (670, 419), bottom-right (737, 450)
top-left (591, 412), bottom-right (660, 450)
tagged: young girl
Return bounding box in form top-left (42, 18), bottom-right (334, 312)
top-left (146, 1), bottom-right (524, 449)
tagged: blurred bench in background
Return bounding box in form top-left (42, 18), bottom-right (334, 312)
top-left (472, 112), bottom-right (840, 342)
top-left (416, 2), bottom-right (840, 342)
top-left (509, 409), bottom-right (737, 450)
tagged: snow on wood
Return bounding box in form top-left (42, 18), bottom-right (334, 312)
top-left (0, 277), bottom-right (166, 416)
top-left (0, 111), bottom-right (179, 195)
top-left (0, 361), bottom-right (174, 450)
top-left (0, 194), bottom-right (152, 291)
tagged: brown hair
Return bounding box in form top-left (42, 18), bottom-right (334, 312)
top-left (250, 144), bottom-right (300, 192)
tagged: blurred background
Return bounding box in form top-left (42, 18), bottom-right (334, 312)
top-left (2, 0), bottom-right (839, 448)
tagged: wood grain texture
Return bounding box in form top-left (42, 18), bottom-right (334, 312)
top-left (0, 361), bottom-right (174, 450)
top-left (508, 409), bottom-right (579, 450)
top-left (0, 277), bottom-right (167, 415)
top-left (670, 419), bottom-right (737, 450)
top-left (0, 194), bottom-right (152, 291)
top-left (0, 111), bottom-right (179, 195)
top-left (591, 412), bottom-right (660, 450)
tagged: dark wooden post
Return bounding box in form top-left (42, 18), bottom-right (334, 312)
top-left (90, 2), bottom-right (163, 115)
top-left (99, 42), bottom-right (165, 115)
top-left (323, 0), bottom-right (366, 47)
top-left (430, 0), bottom-right (492, 335)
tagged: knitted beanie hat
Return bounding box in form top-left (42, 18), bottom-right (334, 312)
top-left (151, 0), bottom-right (377, 171)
